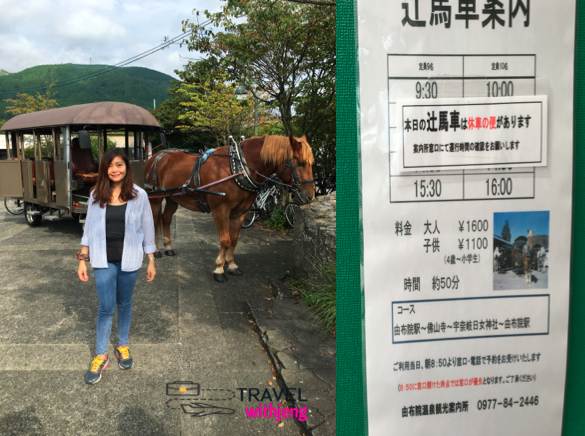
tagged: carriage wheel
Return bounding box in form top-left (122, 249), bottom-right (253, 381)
top-left (24, 203), bottom-right (42, 226)
top-left (4, 197), bottom-right (25, 215)
top-left (242, 210), bottom-right (257, 229)
top-left (284, 203), bottom-right (298, 228)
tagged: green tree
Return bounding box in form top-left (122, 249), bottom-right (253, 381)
top-left (4, 80), bottom-right (59, 115)
top-left (181, 0), bottom-right (335, 141)
top-left (176, 72), bottom-right (276, 147)
top-left (90, 136), bottom-right (117, 160)
top-left (23, 135), bottom-right (55, 158)
top-left (502, 220), bottom-right (511, 242)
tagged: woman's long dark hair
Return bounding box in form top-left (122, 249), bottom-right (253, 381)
top-left (92, 148), bottom-right (137, 207)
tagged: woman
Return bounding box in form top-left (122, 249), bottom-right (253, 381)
top-left (77, 147), bottom-right (157, 384)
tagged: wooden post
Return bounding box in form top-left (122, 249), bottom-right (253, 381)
top-left (18, 133), bottom-right (23, 160)
top-left (98, 126), bottom-right (103, 165)
top-left (33, 130), bottom-right (40, 160)
top-left (52, 128), bottom-right (59, 160)
top-left (125, 130), bottom-right (129, 158)
top-left (11, 132), bottom-right (17, 159)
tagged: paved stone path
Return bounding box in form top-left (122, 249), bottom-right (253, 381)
top-left (247, 280), bottom-right (336, 436)
top-left (0, 204), bottom-right (333, 436)
top-left (493, 268), bottom-right (549, 290)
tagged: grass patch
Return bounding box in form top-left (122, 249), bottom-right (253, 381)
top-left (287, 261), bottom-right (336, 336)
top-left (266, 208), bottom-right (286, 231)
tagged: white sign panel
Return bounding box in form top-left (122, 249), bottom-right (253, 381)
top-left (357, 1), bottom-right (575, 435)
top-left (395, 96), bottom-right (547, 171)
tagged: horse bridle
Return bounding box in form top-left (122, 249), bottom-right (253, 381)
top-left (279, 159), bottom-right (315, 201)
top-left (226, 136), bottom-right (314, 201)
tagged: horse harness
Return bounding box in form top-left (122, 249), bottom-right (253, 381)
top-left (228, 139), bottom-right (315, 196)
top-left (229, 141), bottom-right (264, 192)
top-left (144, 140), bottom-right (314, 210)
top-left (145, 149), bottom-right (217, 213)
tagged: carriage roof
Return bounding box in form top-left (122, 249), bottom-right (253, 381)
top-left (0, 102), bottom-right (160, 132)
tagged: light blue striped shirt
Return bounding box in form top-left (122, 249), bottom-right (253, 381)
top-left (81, 184), bottom-right (157, 271)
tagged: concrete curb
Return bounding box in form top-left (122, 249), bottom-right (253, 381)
top-left (246, 285), bottom-right (336, 436)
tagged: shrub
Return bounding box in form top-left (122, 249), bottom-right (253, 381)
top-left (266, 208), bottom-right (286, 231)
top-left (289, 261), bottom-right (336, 335)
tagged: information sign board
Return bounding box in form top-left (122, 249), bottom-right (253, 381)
top-left (355, 1), bottom-right (576, 435)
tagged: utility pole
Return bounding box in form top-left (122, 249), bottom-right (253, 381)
top-left (90, 57), bottom-right (92, 65)
top-left (254, 96), bottom-right (258, 136)
top-left (250, 86), bottom-right (260, 136)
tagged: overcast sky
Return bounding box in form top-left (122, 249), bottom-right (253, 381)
top-left (0, 0), bottom-right (220, 79)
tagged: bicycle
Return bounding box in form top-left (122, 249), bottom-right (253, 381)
top-left (242, 180), bottom-right (280, 228)
top-left (315, 176), bottom-right (336, 197)
top-left (4, 197), bottom-right (25, 215)
top-left (283, 202), bottom-right (299, 228)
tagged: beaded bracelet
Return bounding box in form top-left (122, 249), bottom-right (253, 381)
top-left (76, 252), bottom-right (90, 262)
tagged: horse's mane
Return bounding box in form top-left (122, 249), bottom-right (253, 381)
top-left (259, 135), bottom-right (315, 166)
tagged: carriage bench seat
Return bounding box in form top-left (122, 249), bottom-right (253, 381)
top-left (31, 159), bottom-right (55, 187)
top-left (71, 147), bottom-right (99, 184)
top-left (74, 172), bottom-right (99, 183)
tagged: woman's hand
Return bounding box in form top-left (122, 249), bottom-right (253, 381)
top-left (147, 261), bottom-right (156, 282)
top-left (78, 261), bottom-right (89, 282)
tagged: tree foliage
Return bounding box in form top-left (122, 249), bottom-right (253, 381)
top-left (176, 72), bottom-right (276, 148)
top-left (181, 0), bottom-right (335, 142)
top-left (502, 220), bottom-right (512, 242)
top-left (90, 136), bottom-right (117, 160)
top-left (4, 81), bottom-right (59, 115)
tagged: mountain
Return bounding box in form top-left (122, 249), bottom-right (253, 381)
top-left (0, 64), bottom-right (176, 119)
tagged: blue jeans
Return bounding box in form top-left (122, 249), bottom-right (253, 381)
top-left (93, 262), bottom-right (140, 355)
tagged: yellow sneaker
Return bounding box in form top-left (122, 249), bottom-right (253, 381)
top-left (115, 345), bottom-right (134, 370)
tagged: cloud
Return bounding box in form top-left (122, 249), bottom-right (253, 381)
top-left (0, 0), bottom-right (223, 78)
top-left (55, 10), bottom-right (128, 43)
top-left (0, 36), bottom-right (47, 74)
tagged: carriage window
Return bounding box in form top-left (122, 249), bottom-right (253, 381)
top-left (23, 135), bottom-right (34, 159)
top-left (40, 134), bottom-right (54, 159)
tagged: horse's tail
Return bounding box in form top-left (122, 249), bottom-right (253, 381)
top-left (148, 194), bottom-right (164, 253)
top-left (154, 200), bottom-right (162, 231)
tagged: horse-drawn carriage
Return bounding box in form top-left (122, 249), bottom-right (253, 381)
top-left (0, 101), bottom-right (317, 282)
top-left (0, 101), bottom-right (160, 225)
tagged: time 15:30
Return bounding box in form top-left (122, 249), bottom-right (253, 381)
top-left (414, 179), bottom-right (442, 198)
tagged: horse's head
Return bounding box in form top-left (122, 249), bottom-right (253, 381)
top-left (258, 134), bottom-right (315, 203)
top-left (277, 135), bottom-right (315, 204)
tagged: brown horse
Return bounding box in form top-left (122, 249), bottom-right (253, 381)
top-left (144, 135), bottom-right (315, 282)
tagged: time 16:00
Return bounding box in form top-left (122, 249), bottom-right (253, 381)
top-left (414, 178), bottom-right (513, 198)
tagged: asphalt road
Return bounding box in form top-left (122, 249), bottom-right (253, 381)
top-left (0, 204), bottom-right (303, 436)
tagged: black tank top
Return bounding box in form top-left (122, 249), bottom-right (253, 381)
top-left (106, 203), bottom-right (127, 263)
